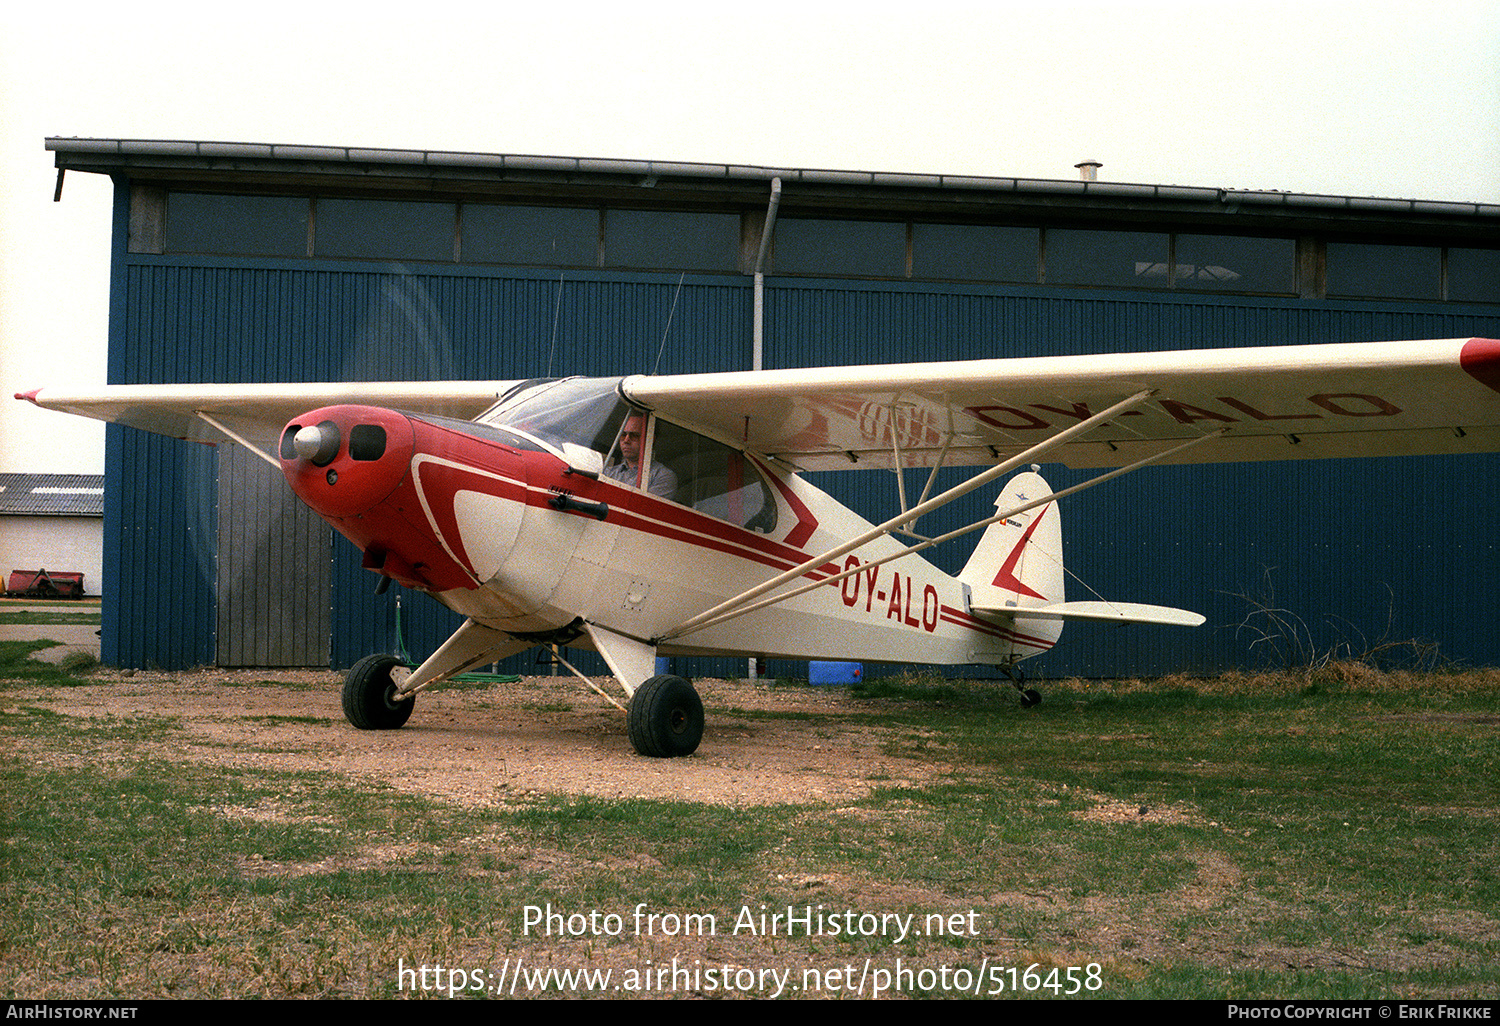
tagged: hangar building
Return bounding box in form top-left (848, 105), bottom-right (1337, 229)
top-left (43, 138), bottom-right (1500, 676)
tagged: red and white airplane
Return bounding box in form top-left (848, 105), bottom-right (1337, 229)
top-left (19, 337), bottom-right (1500, 756)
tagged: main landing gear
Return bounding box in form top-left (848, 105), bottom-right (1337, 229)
top-left (627, 674), bottom-right (704, 758)
top-left (343, 653), bottom-right (415, 730)
top-left (341, 652), bottom-right (706, 759)
top-left (1001, 663), bottom-right (1043, 708)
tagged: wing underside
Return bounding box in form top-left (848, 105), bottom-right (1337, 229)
top-left (17, 381), bottom-right (523, 452)
top-left (624, 338), bottom-right (1500, 470)
top-left (20, 339), bottom-right (1500, 472)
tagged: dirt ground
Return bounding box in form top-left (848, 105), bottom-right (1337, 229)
top-left (7, 667), bottom-right (946, 806)
top-left (10, 661), bottom-right (1498, 997)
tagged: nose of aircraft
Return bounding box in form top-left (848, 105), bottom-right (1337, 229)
top-left (291, 421), bottom-right (341, 464)
top-left (279, 405), bottom-right (416, 519)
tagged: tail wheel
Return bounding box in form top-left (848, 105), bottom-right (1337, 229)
top-left (1001, 662), bottom-right (1043, 708)
top-left (628, 674), bottom-right (704, 757)
top-left (343, 653), bottom-right (415, 730)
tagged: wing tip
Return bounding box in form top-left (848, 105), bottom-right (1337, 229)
top-left (15, 388), bottom-right (40, 404)
top-left (1460, 338), bottom-right (1500, 395)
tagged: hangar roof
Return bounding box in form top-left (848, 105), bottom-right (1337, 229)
top-left (0, 474), bottom-right (105, 517)
top-left (45, 137), bottom-right (1500, 242)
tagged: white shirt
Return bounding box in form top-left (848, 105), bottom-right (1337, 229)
top-left (603, 460), bottom-right (678, 497)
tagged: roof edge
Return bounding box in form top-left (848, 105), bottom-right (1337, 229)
top-left (44, 137), bottom-right (1500, 219)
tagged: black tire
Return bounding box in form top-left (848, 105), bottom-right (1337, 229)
top-left (627, 674), bottom-right (704, 757)
top-left (343, 653), bottom-right (415, 730)
top-left (1020, 688), bottom-right (1042, 708)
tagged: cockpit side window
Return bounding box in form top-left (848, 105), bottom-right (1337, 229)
top-left (485, 384), bottom-right (779, 532)
top-left (651, 419), bottom-right (779, 533)
top-left (601, 409), bottom-right (677, 495)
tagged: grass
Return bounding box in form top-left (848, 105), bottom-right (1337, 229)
top-left (2, 647), bottom-right (1498, 999)
top-left (0, 610), bottom-right (102, 625)
top-left (0, 640), bottom-right (99, 684)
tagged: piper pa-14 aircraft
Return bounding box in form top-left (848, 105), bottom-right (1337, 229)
top-left (19, 337), bottom-right (1500, 756)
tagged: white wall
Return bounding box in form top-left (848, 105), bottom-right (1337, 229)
top-left (0, 517), bottom-right (104, 595)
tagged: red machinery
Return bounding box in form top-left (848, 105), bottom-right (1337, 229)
top-left (5, 569), bottom-right (86, 599)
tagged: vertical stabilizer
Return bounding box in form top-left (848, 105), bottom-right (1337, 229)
top-left (959, 469), bottom-right (1063, 610)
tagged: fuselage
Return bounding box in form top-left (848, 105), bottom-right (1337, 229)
top-left (279, 399), bottom-right (1056, 668)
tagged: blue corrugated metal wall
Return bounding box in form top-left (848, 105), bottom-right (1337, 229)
top-left (764, 280), bottom-right (1500, 676)
top-left (105, 247), bottom-right (1500, 675)
top-left (101, 426), bottom-right (218, 669)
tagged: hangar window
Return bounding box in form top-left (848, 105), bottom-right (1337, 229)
top-left (315, 199), bottom-right (456, 262)
top-left (774, 219), bottom-right (907, 278)
top-left (1448, 248), bottom-right (1500, 303)
top-left (1327, 242), bottom-right (1441, 300)
top-left (463, 205), bottom-right (600, 267)
top-left (605, 210), bottom-right (741, 272)
top-left (1044, 229), bottom-right (1171, 288)
top-left (141, 190), bottom-right (1483, 305)
top-left (911, 224), bottom-right (1039, 282)
top-left (1173, 234), bottom-right (1295, 293)
top-left (166, 193), bottom-right (309, 257)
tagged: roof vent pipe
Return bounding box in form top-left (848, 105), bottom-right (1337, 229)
top-left (1075, 160), bottom-right (1102, 182)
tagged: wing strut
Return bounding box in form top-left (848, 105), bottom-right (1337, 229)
top-left (548, 647), bottom-right (629, 711)
top-left (888, 402), bottom-right (955, 542)
top-left (661, 427), bottom-right (1225, 640)
top-left (658, 390), bottom-right (1156, 643)
top-left (194, 412), bottom-right (282, 468)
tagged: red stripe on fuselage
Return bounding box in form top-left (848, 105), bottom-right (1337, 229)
top-left (406, 419), bottom-right (844, 587)
top-left (751, 454), bottom-right (819, 547)
top-left (411, 457), bottom-right (530, 573)
top-left (603, 480), bottom-right (841, 578)
top-left (940, 604), bottom-right (1057, 649)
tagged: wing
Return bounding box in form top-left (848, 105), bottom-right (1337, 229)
top-left (624, 338), bottom-right (1500, 470)
top-left (17, 381), bottom-right (523, 452)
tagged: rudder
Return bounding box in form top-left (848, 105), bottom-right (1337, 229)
top-left (959, 469), bottom-right (1063, 609)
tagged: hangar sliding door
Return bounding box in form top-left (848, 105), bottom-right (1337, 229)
top-left (216, 445), bottom-right (332, 666)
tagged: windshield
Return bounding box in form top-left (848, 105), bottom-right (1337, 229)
top-left (478, 377), bottom-right (631, 456)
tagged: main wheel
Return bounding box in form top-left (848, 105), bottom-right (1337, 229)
top-left (343, 653), bottom-right (415, 730)
top-left (627, 674), bottom-right (704, 757)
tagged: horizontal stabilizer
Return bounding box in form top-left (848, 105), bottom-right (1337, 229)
top-left (972, 600), bottom-right (1205, 627)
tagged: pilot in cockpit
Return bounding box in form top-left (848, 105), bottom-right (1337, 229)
top-left (603, 413), bottom-right (678, 497)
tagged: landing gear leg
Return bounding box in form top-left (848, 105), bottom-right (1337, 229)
top-left (1001, 663), bottom-right (1042, 708)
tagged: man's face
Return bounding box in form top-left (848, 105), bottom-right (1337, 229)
top-left (619, 416), bottom-right (644, 465)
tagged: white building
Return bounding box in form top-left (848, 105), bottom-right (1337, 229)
top-left (0, 474), bottom-right (104, 596)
